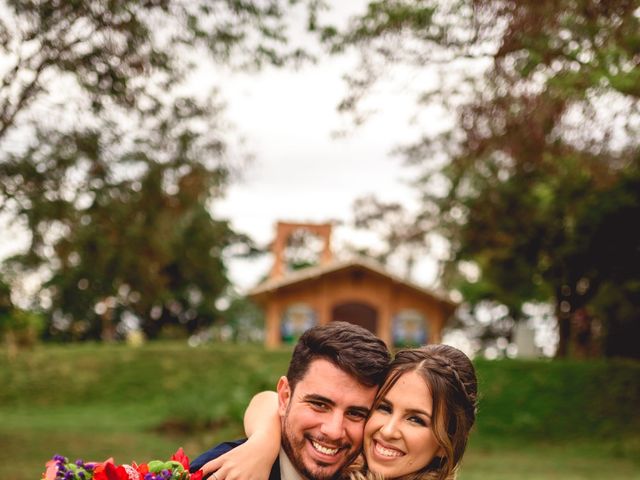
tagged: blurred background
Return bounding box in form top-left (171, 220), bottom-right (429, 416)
top-left (0, 1), bottom-right (639, 479)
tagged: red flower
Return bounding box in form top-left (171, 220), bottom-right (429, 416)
top-left (171, 447), bottom-right (190, 470)
top-left (93, 461), bottom-right (129, 480)
top-left (133, 462), bottom-right (149, 477)
top-left (190, 470), bottom-right (204, 480)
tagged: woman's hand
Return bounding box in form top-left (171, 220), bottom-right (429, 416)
top-left (199, 391), bottom-right (281, 480)
top-left (199, 431), bottom-right (279, 480)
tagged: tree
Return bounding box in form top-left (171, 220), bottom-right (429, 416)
top-left (335, 0), bottom-right (640, 357)
top-left (0, 0), bottom-right (318, 339)
top-left (0, 94), bottom-right (255, 339)
top-left (572, 170), bottom-right (640, 358)
top-left (0, 274), bottom-right (44, 353)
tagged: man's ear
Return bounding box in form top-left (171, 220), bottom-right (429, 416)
top-left (276, 376), bottom-right (291, 417)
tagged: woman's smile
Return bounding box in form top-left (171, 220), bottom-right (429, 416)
top-left (371, 439), bottom-right (404, 458)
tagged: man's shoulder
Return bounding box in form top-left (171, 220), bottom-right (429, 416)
top-left (189, 439), bottom-right (247, 473)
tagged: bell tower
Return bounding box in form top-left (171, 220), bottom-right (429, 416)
top-left (269, 221), bottom-right (333, 279)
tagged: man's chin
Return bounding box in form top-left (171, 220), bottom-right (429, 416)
top-left (299, 451), bottom-right (354, 480)
top-left (299, 464), bottom-right (342, 480)
top-left (281, 428), bottom-right (355, 480)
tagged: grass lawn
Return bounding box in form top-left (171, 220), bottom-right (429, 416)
top-left (1, 342), bottom-right (639, 480)
top-left (460, 437), bottom-right (640, 480)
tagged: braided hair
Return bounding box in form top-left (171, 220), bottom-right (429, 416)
top-left (349, 345), bottom-right (478, 480)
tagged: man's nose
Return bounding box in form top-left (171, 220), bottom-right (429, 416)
top-left (320, 412), bottom-right (346, 440)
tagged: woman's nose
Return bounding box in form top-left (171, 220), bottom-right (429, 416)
top-left (379, 416), bottom-right (401, 439)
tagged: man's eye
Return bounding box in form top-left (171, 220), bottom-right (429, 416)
top-left (309, 401), bottom-right (328, 410)
top-left (346, 410), bottom-right (368, 421)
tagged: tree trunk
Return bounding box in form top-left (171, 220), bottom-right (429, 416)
top-left (572, 307), bottom-right (595, 358)
top-left (101, 308), bottom-right (115, 342)
top-left (555, 300), bottom-right (571, 358)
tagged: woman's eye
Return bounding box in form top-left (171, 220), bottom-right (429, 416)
top-left (408, 416), bottom-right (427, 426)
top-left (376, 403), bottom-right (392, 413)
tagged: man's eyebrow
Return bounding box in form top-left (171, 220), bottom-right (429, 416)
top-left (348, 406), bottom-right (371, 416)
top-left (303, 394), bottom-right (335, 406)
top-left (302, 394), bottom-right (371, 415)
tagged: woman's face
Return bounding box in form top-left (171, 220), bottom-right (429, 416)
top-left (363, 370), bottom-right (443, 479)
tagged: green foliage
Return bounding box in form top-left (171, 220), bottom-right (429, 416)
top-left (0, 342), bottom-right (285, 407)
top-left (590, 280), bottom-right (640, 358)
top-left (0, 275), bottom-right (44, 348)
top-left (0, 275), bottom-right (12, 314)
top-left (221, 295), bottom-right (265, 342)
top-left (347, 1), bottom-right (438, 39)
top-left (0, 309), bottom-right (45, 347)
top-left (475, 358), bottom-right (640, 439)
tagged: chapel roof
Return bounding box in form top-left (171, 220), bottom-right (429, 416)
top-left (249, 256), bottom-right (457, 308)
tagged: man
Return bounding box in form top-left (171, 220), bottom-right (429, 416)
top-left (190, 321), bottom-right (390, 480)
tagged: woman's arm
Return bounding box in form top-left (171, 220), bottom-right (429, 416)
top-left (244, 391), bottom-right (280, 436)
top-left (199, 391), bottom-right (281, 480)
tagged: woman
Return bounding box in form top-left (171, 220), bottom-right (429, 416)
top-left (201, 344), bottom-right (478, 480)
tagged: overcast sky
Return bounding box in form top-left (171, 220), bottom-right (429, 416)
top-left (203, 51), bottom-right (449, 292)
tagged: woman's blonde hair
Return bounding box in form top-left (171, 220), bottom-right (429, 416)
top-left (348, 345), bottom-right (478, 480)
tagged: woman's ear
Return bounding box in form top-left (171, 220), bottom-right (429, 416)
top-left (276, 376), bottom-right (291, 417)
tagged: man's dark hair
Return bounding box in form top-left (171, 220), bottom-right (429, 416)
top-left (286, 321), bottom-right (390, 391)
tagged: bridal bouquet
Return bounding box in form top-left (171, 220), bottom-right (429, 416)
top-left (42, 448), bottom-right (203, 480)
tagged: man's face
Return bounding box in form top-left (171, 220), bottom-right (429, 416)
top-left (277, 358), bottom-right (378, 480)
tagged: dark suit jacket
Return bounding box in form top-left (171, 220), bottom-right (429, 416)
top-left (189, 439), bottom-right (281, 480)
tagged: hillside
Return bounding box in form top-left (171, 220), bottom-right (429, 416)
top-left (1, 342), bottom-right (638, 479)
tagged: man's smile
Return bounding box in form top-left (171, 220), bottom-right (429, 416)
top-left (310, 440), bottom-right (339, 456)
top-left (305, 434), bottom-right (349, 464)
